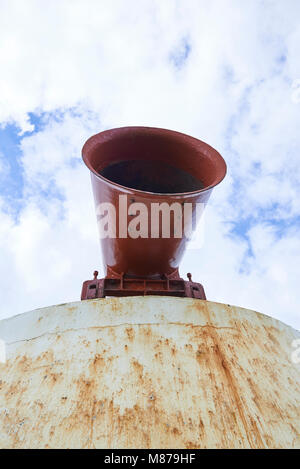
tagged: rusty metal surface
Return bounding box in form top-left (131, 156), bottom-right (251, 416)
top-left (81, 270), bottom-right (206, 300)
top-left (0, 297), bottom-right (299, 449)
top-left (82, 127), bottom-right (226, 279)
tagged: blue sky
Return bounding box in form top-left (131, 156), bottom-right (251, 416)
top-left (0, 0), bottom-right (299, 329)
top-left (0, 124), bottom-right (24, 203)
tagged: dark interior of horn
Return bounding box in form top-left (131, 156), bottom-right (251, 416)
top-left (100, 160), bottom-right (204, 194)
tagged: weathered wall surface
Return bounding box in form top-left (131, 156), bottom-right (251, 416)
top-left (0, 297), bottom-right (299, 449)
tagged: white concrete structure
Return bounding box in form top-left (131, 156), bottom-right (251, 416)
top-left (0, 297), bottom-right (299, 448)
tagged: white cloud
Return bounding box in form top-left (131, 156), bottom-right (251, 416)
top-left (0, 0), bottom-right (299, 329)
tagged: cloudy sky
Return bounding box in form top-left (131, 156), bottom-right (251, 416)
top-left (0, 0), bottom-right (299, 329)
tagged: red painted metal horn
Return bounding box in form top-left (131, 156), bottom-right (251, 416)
top-left (82, 126), bottom-right (226, 279)
top-left (81, 127), bottom-right (226, 299)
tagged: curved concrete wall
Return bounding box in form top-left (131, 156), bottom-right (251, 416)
top-left (0, 297), bottom-right (299, 448)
